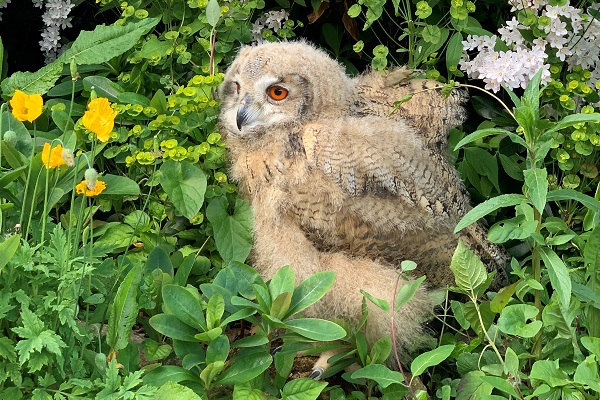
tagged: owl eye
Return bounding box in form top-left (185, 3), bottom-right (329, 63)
top-left (267, 85), bottom-right (289, 101)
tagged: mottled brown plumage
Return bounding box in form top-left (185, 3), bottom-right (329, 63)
top-left (218, 41), bottom-right (507, 359)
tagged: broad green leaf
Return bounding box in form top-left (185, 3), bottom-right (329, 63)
top-left (347, 4), bottom-right (361, 17)
top-left (269, 265), bottom-right (295, 300)
top-left (450, 241), bottom-right (487, 293)
top-left (160, 160), bottom-right (207, 220)
top-left (206, 0), bottom-right (221, 27)
top-left (450, 300), bottom-right (470, 330)
top-left (584, 227), bottom-right (600, 271)
top-left (285, 318), bottom-right (346, 341)
top-left (547, 189), bottom-right (600, 213)
top-left (233, 385), bottom-right (269, 400)
top-left (573, 356), bottom-right (600, 392)
top-left (521, 68), bottom-right (542, 118)
top-left (479, 376), bottom-right (519, 397)
top-left (490, 281), bottom-right (518, 313)
top-left (504, 347), bottom-right (520, 378)
top-left (497, 304), bottom-right (542, 337)
top-left (395, 276), bottom-right (426, 310)
top-left (206, 335), bottom-right (230, 364)
top-left (545, 113), bottom-right (600, 135)
top-left (82, 76), bottom-right (124, 102)
top-left (270, 292), bottom-right (292, 320)
top-left (370, 336), bottom-right (392, 365)
top-left (281, 378), bottom-right (328, 400)
top-left (100, 174), bottom-right (141, 197)
top-left (162, 284), bottom-right (206, 331)
top-left (0, 234), bottom-right (20, 271)
top-left (147, 247), bottom-right (174, 276)
top-left (456, 371), bottom-right (493, 398)
top-left (142, 365), bottom-right (199, 387)
top-left (214, 352), bottom-right (272, 386)
top-left (360, 289), bottom-right (390, 313)
top-left (195, 327), bottom-right (223, 342)
top-left (581, 337), bottom-right (600, 358)
top-left (454, 194), bottom-right (527, 232)
top-left (351, 364), bottom-right (404, 388)
top-left (154, 381), bottom-right (204, 400)
top-left (529, 360), bottom-right (570, 387)
top-left (286, 271), bottom-right (335, 317)
top-left (206, 196), bottom-right (253, 264)
top-left (410, 345), bottom-right (455, 377)
top-left (222, 262), bottom-right (261, 299)
top-left (149, 314), bottom-right (199, 342)
top-left (538, 246), bottom-right (571, 311)
top-left (524, 168), bottom-right (548, 213)
top-left (454, 128), bottom-right (528, 151)
top-left (206, 293), bottom-right (225, 329)
top-left (106, 265), bottom-right (140, 352)
top-left (61, 18), bottom-right (160, 65)
top-left (200, 361), bottom-right (225, 386)
top-left (1, 60), bottom-right (63, 96)
top-left (465, 147), bottom-right (500, 193)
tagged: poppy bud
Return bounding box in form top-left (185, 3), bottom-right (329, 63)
top-left (84, 168), bottom-right (99, 190)
top-left (3, 130), bottom-right (17, 146)
top-left (61, 148), bottom-right (75, 167)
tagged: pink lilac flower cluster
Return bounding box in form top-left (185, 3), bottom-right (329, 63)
top-left (460, 1), bottom-right (600, 93)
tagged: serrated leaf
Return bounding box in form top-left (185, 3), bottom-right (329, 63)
top-left (206, 196), bottom-right (253, 264)
top-left (1, 61), bottom-right (63, 96)
top-left (450, 241), bottom-right (487, 293)
top-left (410, 345), bottom-right (455, 377)
top-left (106, 265), bottom-right (140, 352)
top-left (159, 160), bottom-right (207, 219)
top-left (538, 246), bottom-right (571, 311)
top-left (524, 168), bottom-right (548, 213)
top-left (282, 378), bottom-right (328, 399)
top-left (61, 18), bottom-right (160, 65)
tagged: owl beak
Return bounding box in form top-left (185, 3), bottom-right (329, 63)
top-left (236, 94), bottom-right (253, 131)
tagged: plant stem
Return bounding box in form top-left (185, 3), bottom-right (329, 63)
top-left (531, 208), bottom-right (543, 358)
top-left (470, 293), bottom-right (505, 366)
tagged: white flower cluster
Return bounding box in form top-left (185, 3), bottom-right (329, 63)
top-left (0, 0), bottom-right (12, 22)
top-left (35, 0), bottom-right (75, 62)
top-left (460, 1), bottom-right (600, 93)
top-left (251, 9), bottom-right (289, 42)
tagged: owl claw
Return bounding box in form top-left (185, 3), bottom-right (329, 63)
top-left (309, 367), bottom-right (325, 380)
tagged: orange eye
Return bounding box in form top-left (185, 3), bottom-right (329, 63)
top-left (267, 86), bottom-right (289, 101)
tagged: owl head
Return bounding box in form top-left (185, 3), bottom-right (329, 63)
top-left (218, 41), bottom-right (352, 140)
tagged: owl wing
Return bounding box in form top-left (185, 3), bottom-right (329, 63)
top-left (351, 69), bottom-right (468, 153)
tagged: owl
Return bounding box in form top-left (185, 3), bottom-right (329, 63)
top-left (218, 41), bottom-right (508, 366)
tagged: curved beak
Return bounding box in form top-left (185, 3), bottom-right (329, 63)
top-left (236, 94), bottom-right (251, 131)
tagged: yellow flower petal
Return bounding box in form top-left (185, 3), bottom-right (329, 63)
top-left (10, 90), bottom-right (44, 123)
top-left (41, 142), bottom-right (67, 169)
top-left (75, 179), bottom-right (106, 197)
top-left (82, 98), bottom-right (117, 142)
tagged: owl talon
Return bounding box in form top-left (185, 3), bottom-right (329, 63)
top-left (309, 367), bottom-right (324, 380)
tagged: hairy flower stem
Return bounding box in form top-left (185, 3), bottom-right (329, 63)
top-left (20, 124), bottom-right (37, 239)
top-left (470, 293), bottom-right (505, 366)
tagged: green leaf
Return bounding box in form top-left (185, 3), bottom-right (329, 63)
top-left (446, 32), bottom-right (463, 70)
top-left (100, 174), bottom-right (141, 197)
top-left (270, 292), bottom-right (292, 320)
top-left (421, 25), bottom-right (442, 44)
top-left (155, 381), bottom-right (204, 400)
top-left (269, 265), bottom-right (295, 300)
top-left (360, 289), bottom-right (390, 312)
top-left (547, 189), bottom-right (600, 213)
top-left (524, 168), bottom-right (548, 213)
top-left (206, 0), bottom-right (221, 27)
top-left (162, 285), bottom-right (206, 331)
top-left (206, 335), bottom-right (230, 364)
top-left (160, 160), bottom-right (207, 220)
top-left (450, 241), bottom-right (487, 294)
top-left (545, 113), bottom-right (600, 135)
top-left (214, 352), bottom-right (272, 386)
top-left (149, 314), bottom-right (200, 341)
top-left (456, 371), bottom-right (493, 398)
top-left (529, 360), bottom-right (570, 387)
top-left (234, 384), bottom-right (269, 400)
top-left (573, 356), bottom-right (600, 392)
top-left (281, 378), bottom-right (328, 400)
top-left (206, 196), bottom-right (253, 264)
top-left (106, 265), bottom-right (140, 352)
top-left (581, 337), bottom-right (600, 359)
top-left (347, 4), bottom-right (361, 17)
top-left (1, 60), bottom-right (63, 97)
top-left (497, 304), bottom-right (542, 337)
top-left (370, 336), bottom-right (393, 365)
top-left (147, 246), bottom-right (174, 276)
top-left (478, 376), bottom-right (519, 397)
top-left (206, 293), bottom-right (225, 330)
top-left (454, 128), bottom-right (528, 151)
top-left (82, 76), bottom-right (124, 102)
top-left (285, 318), bottom-right (346, 341)
top-left (538, 246), bottom-right (571, 311)
top-left (464, 147), bottom-right (500, 193)
top-left (410, 345), bottom-right (455, 377)
top-left (395, 276), bottom-right (426, 309)
top-left (454, 194), bottom-right (528, 232)
top-left (286, 271), bottom-right (336, 317)
top-left (0, 234), bottom-right (20, 271)
top-left (351, 364), bottom-right (404, 388)
top-left (61, 18), bottom-right (160, 65)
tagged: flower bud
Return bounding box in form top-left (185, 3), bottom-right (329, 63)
top-left (85, 168), bottom-right (99, 190)
top-left (61, 148), bottom-right (75, 167)
top-left (3, 130), bottom-right (18, 146)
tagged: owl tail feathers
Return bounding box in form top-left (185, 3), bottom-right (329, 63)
top-left (310, 253), bottom-right (435, 369)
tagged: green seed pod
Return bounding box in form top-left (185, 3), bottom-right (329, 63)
top-left (3, 130), bottom-right (18, 146)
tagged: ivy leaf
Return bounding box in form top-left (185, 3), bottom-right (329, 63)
top-left (206, 196), bottom-right (253, 264)
top-left (159, 160), bottom-right (207, 220)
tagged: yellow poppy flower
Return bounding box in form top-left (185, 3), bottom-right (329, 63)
top-left (10, 90), bottom-right (44, 122)
top-left (41, 142), bottom-right (67, 169)
top-left (82, 98), bottom-right (117, 142)
top-left (75, 179), bottom-right (106, 197)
